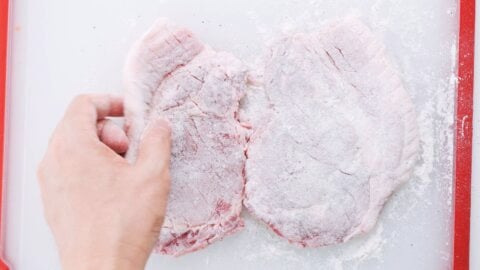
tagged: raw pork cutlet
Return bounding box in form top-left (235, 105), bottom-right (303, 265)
top-left (244, 18), bottom-right (419, 247)
top-left (124, 19), bottom-right (249, 256)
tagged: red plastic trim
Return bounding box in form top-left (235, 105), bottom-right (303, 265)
top-left (0, 0), bottom-right (8, 269)
top-left (0, 0), bottom-right (474, 269)
top-left (453, 0), bottom-right (475, 269)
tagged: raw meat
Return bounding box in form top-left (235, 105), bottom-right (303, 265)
top-left (244, 18), bottom-right (419, 247)
top-left (123, 19), bottom-right (249, 256)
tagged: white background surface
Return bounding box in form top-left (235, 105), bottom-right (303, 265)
top-left (4, 0), bottom-right (467, 269)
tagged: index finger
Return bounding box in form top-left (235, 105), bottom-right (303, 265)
top-left (63, 94), bottom-right (124, 136)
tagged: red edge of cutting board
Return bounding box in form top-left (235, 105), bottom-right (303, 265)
top-left (0, 0), bottom-right (8, 269)
top-left (453, 0), bottom-right (475, 269)
top-left (0, 0), bottom-right (474, 269)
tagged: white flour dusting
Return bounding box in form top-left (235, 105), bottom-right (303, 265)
top-left (243, 17), bottom-right (420, 250)
top-left (240, 2), bottom-right (457, 269)
top-left (154, 0), bottom-right (458, 269)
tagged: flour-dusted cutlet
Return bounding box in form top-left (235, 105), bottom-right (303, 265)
top-left (244, 18), bottom-right (419, 247)
top-left (124, 19), bottom-right (249, 256)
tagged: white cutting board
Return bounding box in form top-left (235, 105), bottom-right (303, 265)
top-left (5, 0), bottom-right (461, 269)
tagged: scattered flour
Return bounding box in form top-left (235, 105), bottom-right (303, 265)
top-left (240, 1), bottom-right (457, 269)
top-left (154, 0), bottom-right (458, 269)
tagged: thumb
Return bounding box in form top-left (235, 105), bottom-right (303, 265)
top-left (135, 116), bottom-right (172, 177)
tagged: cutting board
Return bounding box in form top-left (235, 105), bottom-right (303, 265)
top-left (4, 0), bottom-right (466, 269)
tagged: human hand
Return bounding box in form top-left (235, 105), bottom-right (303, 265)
top-left (37, 94), bottom-right (171, 270)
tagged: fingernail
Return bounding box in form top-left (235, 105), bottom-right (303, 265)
top-left (149, 116), bottom-right (171, 134)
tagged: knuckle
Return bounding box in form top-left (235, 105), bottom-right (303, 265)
top-left (70, 94), bottom-right (92, 108)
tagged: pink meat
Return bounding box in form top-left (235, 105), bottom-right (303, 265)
top-left (243, 19), bottom-right (419, 247)
top-left (123, 19), bottom-right (249, 256)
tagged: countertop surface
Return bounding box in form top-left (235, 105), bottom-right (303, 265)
top-left (5, 0), bottom-right (469, 269)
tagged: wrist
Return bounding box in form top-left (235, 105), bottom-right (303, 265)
top-left (58, 238), bottom-right (150, 270)
top-left (61, 253), bottom-right (147, 270)
top-left (62, 255), bottom-right (145, 270)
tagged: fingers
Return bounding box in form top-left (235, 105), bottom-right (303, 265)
top-left (65, 93), bottom-right (124, 127)
top-left (61, 94), bottom-right (124, 140)
top-left (97, 119), bottom-right (129, 154)
top-left (68, 93), bottom-right (124, 119)
top-left (135, 117), bottom-right (172, 178)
